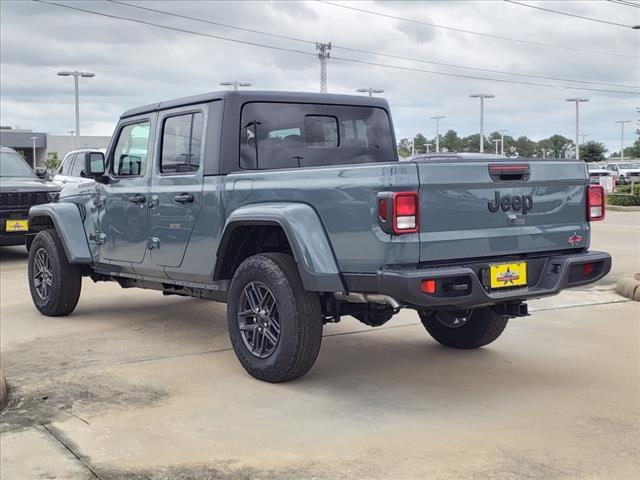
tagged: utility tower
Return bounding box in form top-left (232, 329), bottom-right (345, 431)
top-left (316, 42), bottom-right (331, 93)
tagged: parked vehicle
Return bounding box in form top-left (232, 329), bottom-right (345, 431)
top-left (52, 148), bottom-right (105, 186)
top-left (606, 162), bottom-right (640, 184)
top-left (0, 146), bottom-right (60, 250)
top-left (26, 91), bottom-right (611, 382)
top-left (587, 163), bottom-right (612, 185)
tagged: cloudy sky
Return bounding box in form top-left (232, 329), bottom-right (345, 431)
top-left (1, 0), bottom-right (638, 153)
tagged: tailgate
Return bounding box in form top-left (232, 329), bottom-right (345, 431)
top-left (417, 160), bottom-right (589, 262)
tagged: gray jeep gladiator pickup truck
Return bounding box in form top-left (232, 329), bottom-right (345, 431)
top-left (27, 91), bottom-right (611, 382)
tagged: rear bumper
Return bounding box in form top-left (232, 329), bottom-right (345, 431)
top-left (344, 251), bottom-right (612, 309)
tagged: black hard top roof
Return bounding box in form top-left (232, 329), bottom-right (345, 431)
top-left (121, 90), bottom-right (391, 119)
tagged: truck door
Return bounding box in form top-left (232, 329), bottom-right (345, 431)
top-left (99, 116), bottom-right (153, 264)
top-left (148, 106), bottom-right (205, 268)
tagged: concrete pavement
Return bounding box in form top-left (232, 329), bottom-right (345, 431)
top-left (1, 212), bottom-right (638, 479)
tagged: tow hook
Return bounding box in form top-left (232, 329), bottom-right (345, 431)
top-left (492, 302), bottom-right (529, 318)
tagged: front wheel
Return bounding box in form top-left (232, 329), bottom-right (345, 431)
top-left (227, 253), bottom-right (323, 383)
top-left (418, 307), bottom-right (508, 349)
top-left (28, 229), bottom-right (82, 316)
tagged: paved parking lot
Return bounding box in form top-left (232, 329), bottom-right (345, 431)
top-left (1, 211), bottom-right (639, 479)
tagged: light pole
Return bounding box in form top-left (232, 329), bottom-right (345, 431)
top-left (69, 130), bottom-right (75, 150)
top-left (614, 120), bottom-right (631, 161)
top-left (220, 80), bottom-right (252, 90)
top-left (357, 88), bottom-right (384, 97)
top-left (57, 71), bottom-right (95, 136)
top-left (492, 139), bottom-right (501, 155)
top-left (497, 129), bottom-right (508, 156)
top-left (30, 136), bottom-right (38, 169)
top-left (470, 94), bottom-right (494, 153)
top-left (580, 134), bottom-right (589, 145)
top-left (565, 98), bottom-right (588, 160)
top-left (430, 115), bottom-right (445, 153)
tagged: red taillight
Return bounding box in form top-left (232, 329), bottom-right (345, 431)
top-left (393, 192), bottom-right (419, 234)
top-left (582, 263), bottom-right (594, 275)
top-left (587, 185), bottom-right (605, 221)
top-left (378, 198), bottom-right (388, 222)
top-left (421, 279), bottom-right (436, 294)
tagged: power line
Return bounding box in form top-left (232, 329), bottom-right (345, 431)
top-left (32, 0), bottom-right (639, 95)
top-left (317, 0), bottom-right (637, 58)
top-left (106, 0), bottom-right (639, 90)
top-left (606, 0), bottom-right (640, 9)
top-left (505, 0), bottom-right (636, 28)
top-left (329, 55), bottom-right (638, 95)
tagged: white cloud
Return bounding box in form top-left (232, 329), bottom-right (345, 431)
top-left (1, 0), bottom-right (638, 153)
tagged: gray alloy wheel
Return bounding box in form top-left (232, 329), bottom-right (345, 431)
top-left (237, 281), bottom-right (281, 359)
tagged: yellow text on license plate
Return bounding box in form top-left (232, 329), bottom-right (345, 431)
top-left (490, 262), bottom-right (527, 289)
top-left (5, 219), bottom-right (29, 232)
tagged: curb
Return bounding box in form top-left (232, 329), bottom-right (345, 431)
top-left (0, 368), bottom-right (7, 411)
top-left (615, 275), bottom-right (640, 302)
top-left (606, 205), bottom-right (640, 212)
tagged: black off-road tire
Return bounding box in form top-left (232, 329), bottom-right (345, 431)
top-left (227, 253), bottom-right (323, 383)
top-left (418, 307), bottom-right (508, 349)
top-left (25, 236), bottom-right (34, 252)
top-left (28, 229), bottom-right (82, 316)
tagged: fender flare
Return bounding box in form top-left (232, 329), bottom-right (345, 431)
top-left (217, 203), bottom-right (344, 292)
top-left (29, 203), bottom-right (93, 264)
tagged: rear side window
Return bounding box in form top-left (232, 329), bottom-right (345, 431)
top-left (240, 102), bottom-right (395, 170)
top-left (160, 112), bottom-right (204, 174)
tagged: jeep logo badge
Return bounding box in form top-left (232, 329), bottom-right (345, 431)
top-left (488, 191), bottom-right (533, 215)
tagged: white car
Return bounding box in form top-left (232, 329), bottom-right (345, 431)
top-left (606, 162), bottom-right (640, 184)
top-left (586, 163), bottom-right (611, 184)
top-left (52, 148), bottom-right (105, 185)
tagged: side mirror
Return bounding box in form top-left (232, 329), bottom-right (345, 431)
top-left (34, 167), bottom-right (47, 179)
top-left (84, 152), bottom-right (105, 177)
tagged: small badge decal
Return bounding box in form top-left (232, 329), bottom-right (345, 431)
top-left (568, 232), bottom-right (583, 246)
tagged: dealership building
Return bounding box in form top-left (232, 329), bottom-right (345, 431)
top-left (0, 126), bottom-right (110, 167)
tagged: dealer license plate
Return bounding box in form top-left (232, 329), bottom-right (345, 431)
top-left (5, 219), bottom-right (29, 232)
top-left (490, 262), bottom-right (527, 289)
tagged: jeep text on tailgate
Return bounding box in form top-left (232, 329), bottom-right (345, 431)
top-left (26, 91), bottom-right (611, 382)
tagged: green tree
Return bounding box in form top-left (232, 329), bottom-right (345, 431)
top-left (441, 130), bottom-right (463, 152)
top-left (397, 138), bottom-right (412, 158)
top-left (413, 133), bottom-right (428, 154)
top-left (45, 152), bottom-right (61, 173)
top-left (539, 135), bottom-right (573, 158)
top-left (620, 138), bottom-right (640, 159)
top-left (580, 141), bottom-right (607, 163)
top-left (513, 136), bottom-right (538, 157)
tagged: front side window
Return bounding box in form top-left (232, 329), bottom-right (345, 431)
top-left (160, 112), bottom-right (203, 173)
top-left (240, 102), bottom-right (395, 170)
top-left (112, 121), bottom-right (151, 176)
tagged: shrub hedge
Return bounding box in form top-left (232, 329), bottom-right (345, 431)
top-left (607, 184), bottom-right (640, 206)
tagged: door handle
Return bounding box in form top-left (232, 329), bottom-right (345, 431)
top-left (173, 193), bottom-right (194, 204)
top-left (128, 193), bottom-right (146, 204)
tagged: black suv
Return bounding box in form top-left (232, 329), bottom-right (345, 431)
top-left (0, 146), bottom-right (60, 250)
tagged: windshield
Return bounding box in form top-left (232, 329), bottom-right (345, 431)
top-left (587, 164), bottom-right (603, 170)
top-left (621, 163), bottom-right (639, 169)
top-left (0, 151), bottom-right (35, 178)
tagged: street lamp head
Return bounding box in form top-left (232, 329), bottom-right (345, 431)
top-left (566, 98), bottom-right (589, 102)
top-left (30, 136), bottom-right (38, 140)
top-left (429, 115), bottom-right (446, 120)
top-left (57, 71), bottom-right (73, 76)
top-left (470, 94), bottom-right (494, 99)
top-left (80, 72), bottom-right (95, 78)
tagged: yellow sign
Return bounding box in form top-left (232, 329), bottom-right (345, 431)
top-left (490, 262), bottom-right (527, 289)
top-left (5, 220), bottom-right (29, 232)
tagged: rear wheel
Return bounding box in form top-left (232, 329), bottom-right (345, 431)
top-left (28, 230), bottom-right (82, 316)
top-left (418, 307), bottom-right (508, 349)
top-left (227, 253), bottom-right (323, 383)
